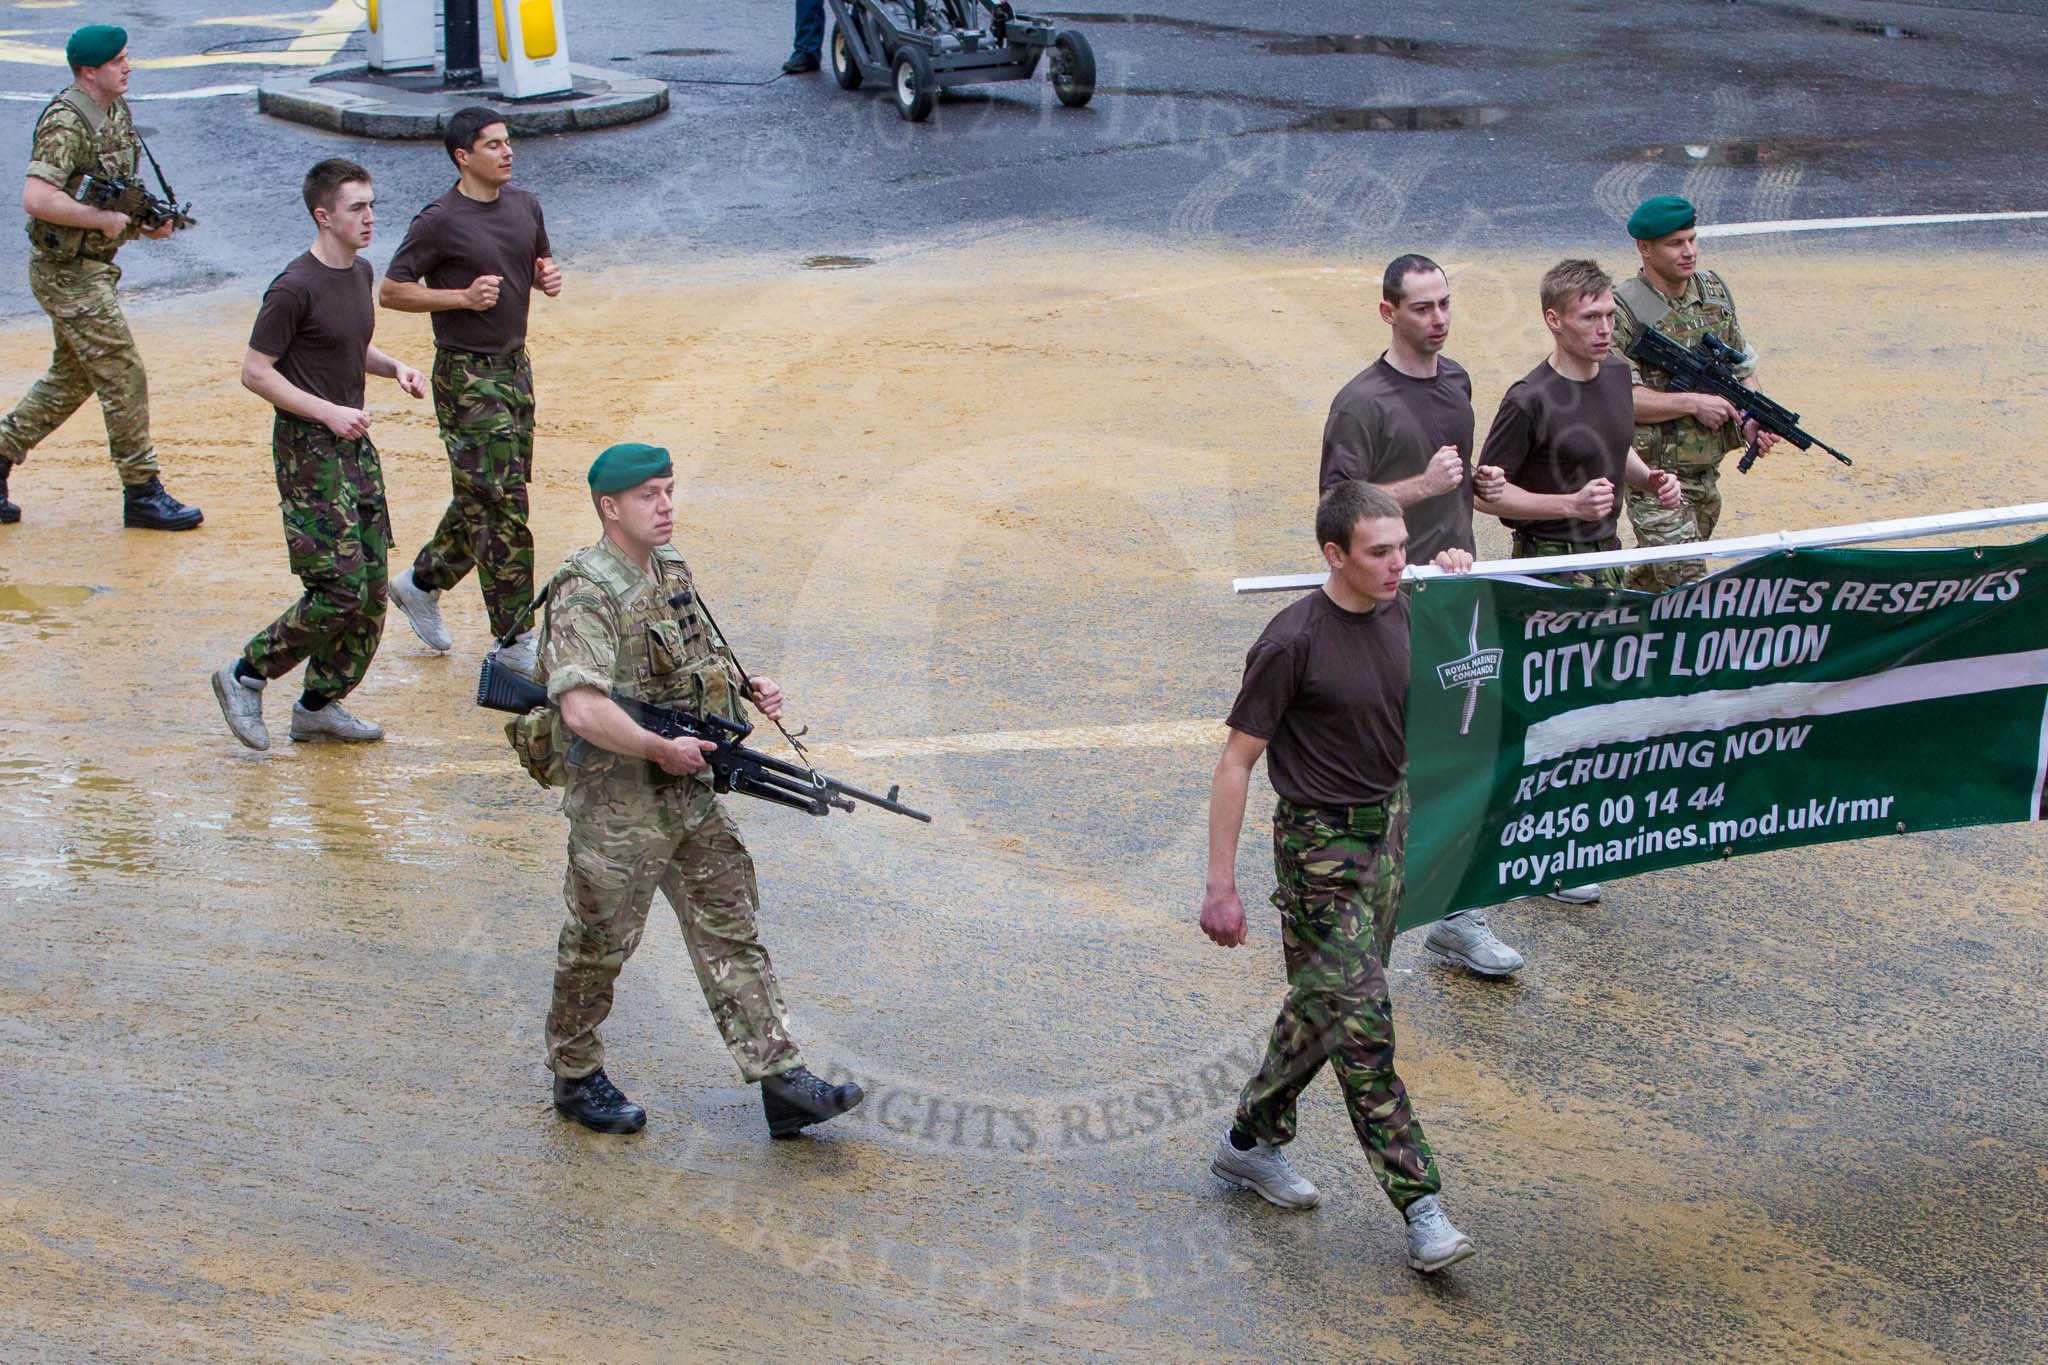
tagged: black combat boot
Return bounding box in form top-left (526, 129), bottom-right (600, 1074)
top-left (0, 458), bottom-right (18, 524)
top-left (553, 1068), bottom-right (647, 1134)
top-left (761, 1066), bottom-right (865, 1138)
top-left (122, 476), bottom-right (203, 531)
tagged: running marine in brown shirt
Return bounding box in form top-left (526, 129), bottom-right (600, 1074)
top-left (1199, 480), bottom-right (1478, 1276)
top-left (210, 159), bottom-right (427, 751)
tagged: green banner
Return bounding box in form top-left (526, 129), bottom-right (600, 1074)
top-left (1400, 534), bottom-right (2048, 932)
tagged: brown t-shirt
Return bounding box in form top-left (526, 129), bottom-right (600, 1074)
top-left (384, 184), bottom-right (552, 355)
top-left (1478, 355), bottom-right (1635, 545)
top-left (1226, 589), bottom-right (1410, 807)
top-left (248, 252), bottom-right (376, 409)
top-left (1319, 355), bottom-right (1476, 562)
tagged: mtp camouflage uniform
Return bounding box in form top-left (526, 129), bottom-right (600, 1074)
top-left (1236, 787), bottom-right (1444, 1212)
top-left (241, 415), bottom-right (390, 697)
top-left (1509, 530), bottom-right (1627, 590)
top-left (1613, 269), bottom-right (1753, 593)
top-left (411, 349), bottom-right (536, 639)
top-left (0, 86), bottom-right (157, 486)
top-left (540, 535), bottom-right (801, 1084)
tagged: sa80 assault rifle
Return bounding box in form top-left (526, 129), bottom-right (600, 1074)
top-left (1626, 326), bottom-right (1853, 475)
top-left (477, 655), bottom-right (932, 823)
top-left (73, 172), bottom-right (196, 232)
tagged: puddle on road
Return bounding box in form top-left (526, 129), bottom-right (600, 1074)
top-left (1631, 141), bottom-right (1795, 166)
top-left (1295, 105), bottom-right (1509, 133)
top-left (803, 255), bottom-right (876, 270)
top-left (0, 582), bottom-right (103, 625)
top-left (1260, 34), bottom-right (1425, 57)
top-left (648, 48), bottom-right (730, 58)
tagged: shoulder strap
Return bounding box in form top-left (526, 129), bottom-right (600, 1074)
top-left (1613, 275), bottom-right (1670, 330)
top-left (1694, 268), bottom-right (1735, 309)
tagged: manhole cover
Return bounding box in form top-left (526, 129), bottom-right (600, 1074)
top-left (803, 255), bottom-right (875, 270)
top-left (1295, 105), bottom-right (1506, 132)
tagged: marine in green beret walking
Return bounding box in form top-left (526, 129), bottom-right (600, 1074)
top-left (535, 442), bottom-right (865, 1139)
top-left (1612, 195), bottom-right (1781, 592)
top-left (0, 25), bottom-right (202, 531)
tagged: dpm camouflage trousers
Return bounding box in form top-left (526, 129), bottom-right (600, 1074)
top-left (412, 347), bottom-right (536, 639)
top-left (242, 415), bottom-right (390, 698)
top-left (1625, 463), bottom-right (1723, 593)
top-left (0, 256), bottom-right (156, 485)
top-left (547, 767), bottom-right (802, 1083)
top-left (1235, 788), bottom-right (1444, 1212)
top-left (1511, 531), bottom-right (1627, 590)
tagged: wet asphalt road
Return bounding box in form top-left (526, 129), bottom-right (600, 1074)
top-left (2, 0), bottom-right (2047, 318)
top-left (1, 3), bottom-right (2047, 1362)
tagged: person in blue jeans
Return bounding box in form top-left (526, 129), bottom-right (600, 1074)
top-left (783, 0), bottom-right (824, 73)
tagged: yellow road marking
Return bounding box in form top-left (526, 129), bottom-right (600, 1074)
top-left (0, 0), bottom-right (361, 68)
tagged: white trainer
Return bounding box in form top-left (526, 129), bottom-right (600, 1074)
top-left (388, 567), bottom-right (451, 652)
top-left (1424, 909), bottom-right (1524, 977)
top-left (1403, 1195), bottom-right (1475, 1273)
top-left (490, 627), bottom-right (539, 680)
top-left (289, 700), bottom-right (385, 744)
top-left (1210, 1129), bottom-right (1321, 1210)
top-left (1547, 883), bottom-right (1602, 905)
top-left (210, 661), bottom-right (268, 751)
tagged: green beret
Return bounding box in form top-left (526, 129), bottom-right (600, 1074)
top-left (66, 24), bottom-right (126, 70)
top-left (587, 442), bottom-right (673, 494)
top-left (1627, 194), bottom-right (1696, 241)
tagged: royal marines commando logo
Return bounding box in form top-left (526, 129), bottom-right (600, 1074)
top-left (1435, 602), bottom-right (1502, 736)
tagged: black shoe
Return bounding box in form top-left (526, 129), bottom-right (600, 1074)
top-left (553, 1068), bottom-right (647, 1134)
top-left (761, 1065), bottom-right (864, 1138)
top-left (0, 458), bottom-right (17, 524)
top-left (782, 51), bottom-right (821, 73)
top-left (123, 476), bottom-right (203, 531)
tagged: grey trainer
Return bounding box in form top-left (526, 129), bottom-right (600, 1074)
top-left (1547, 883), bottom-right (1602, 905)
top-left (1210, 1129), bottom-right (1321, 1210)
top-left (1424, 909), bottom-right (1524, 977)
top-left (388, 567), bottom-right (451, 652)
top-left (210, 662), bottom-right (269, 751)
top-left (289, 700), bottom-right (384, 744)
top-left (1403, 1195), bottom-right (1475, 1273)
top-left (490, 627), bottom-right (538, 680)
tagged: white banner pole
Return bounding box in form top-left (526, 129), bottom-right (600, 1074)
top-left (1233, 502), bottom-right (2048, 595)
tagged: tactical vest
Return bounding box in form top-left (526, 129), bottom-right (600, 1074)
top-left (1615, 268), bottom-right (1747, 468)
top-left (516, 540), bottom-right (742, 789)
top-left (24, 86), bottom-right (138, 262)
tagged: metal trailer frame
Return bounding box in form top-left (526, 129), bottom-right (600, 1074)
top-left (823, 0), bottom-right (1096, 121)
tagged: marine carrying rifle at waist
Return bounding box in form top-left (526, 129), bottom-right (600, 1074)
top-left (1625, 326), bottom-right (1853, 475)
top-left (477, 654), bottom-right (933, 823)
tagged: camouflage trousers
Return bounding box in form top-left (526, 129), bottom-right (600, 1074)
top-left (1511, 531), bottom-right (1627, 590)
top-left (0, 256), bottom-right (156, 485)
top-left (241, 415), bottom-right (390, 698)
top-left (1236, 788), bottom-right (1444, 1212)
top-left (1624, 463), bottom-right (1723, 593)
top-left (548, 767), bottom-right (801, 1083)
top-left (412, 348), bottom-right (535, 640)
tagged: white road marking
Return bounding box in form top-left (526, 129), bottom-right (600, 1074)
top-left (1700, 210), bottom-right (2048, 238)
top-left (0, 85), bottom-right (256, 100)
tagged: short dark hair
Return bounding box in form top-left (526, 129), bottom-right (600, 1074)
top-left (445, 106), bottom-right (508, 164)
top-left (1316, 480), bottom-right (1403, 553)
top-left (1540, 259), bottom-right (1612, 315)
top-left (302, 158), bottom-right (372, 218)
top-left (1382, 254), bottom-right (1444, 303)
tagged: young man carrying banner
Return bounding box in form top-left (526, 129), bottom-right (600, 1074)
top-left (1474, 259), bottom-right (1681, 905)
top-left (211, 159), bottom-right (427, 749)
top-left (382, 106), bottom-right (560, 678)
top-left (1198, 480), bottom-right (1476, 1275)
top-left (1319, 252), bottom-right (1523, 976)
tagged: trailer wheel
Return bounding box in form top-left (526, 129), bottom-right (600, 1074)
top-left (1051, 30), bottom-right (1095, 108)
top-left (831, 26), bottom-right (862, 90)
top-left (893, 46), bottom-right (935, 122)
